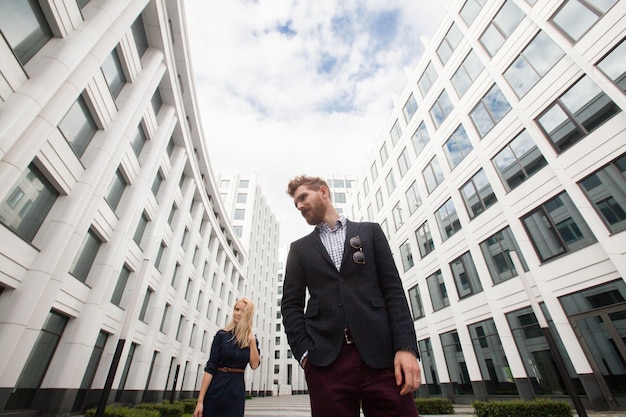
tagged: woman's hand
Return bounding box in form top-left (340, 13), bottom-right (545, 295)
top-left (193, 402), bottom-right (203, 417)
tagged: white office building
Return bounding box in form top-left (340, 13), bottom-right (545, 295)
top-left (351, 0), bottom-right (625, 411)
top-left (0, 0), bottom-right (255, 415)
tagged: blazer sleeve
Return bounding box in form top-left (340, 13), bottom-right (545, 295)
top-left (280, 241), bottom-right (310, 361)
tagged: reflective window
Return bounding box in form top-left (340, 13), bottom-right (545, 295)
top-left (416, 221), bottom-right (435, 258)
top-left (154, 241), bottom-right (166, 270)
top-left (470, 85), bottom-right (511, 137)
top-left (536, 75), bottom-right (621, 153)
top-left (403, 93), bottom-right (418, 123)
top-left (160, 303), bottom-right (171, 333)
top-left (423, 157), bottom-right (445, 194)
top-left (58, 95), bottom-right (98, 158)
top-left (105, 168), bottom-right (128, 211)
top-left (418, 338), bottom-right (442, 395)
top-left (492, 130), bottom-right (547, 191)
top-left (435, 199), bottom-right (462, 241)
top-left (131, 14), bottom-right (149, 57)
top-left (133, 212), bottom-right (149, 246)
top-left (411, 122), bottom-right (430, 157)
top-left (427, 270), bottom-right (449, 311)
top-left (504, 31), bottom-right (565, 98)
top-left (450, 251), bottom-right (483, 299)
top-left (390, 120), bottom-right (402, 146)
top-left (451, 50), bottom-right (484, 97)
top-left (440, 330), bottom-right (473, 395)
top-left (69, 228), bottom-right (102, 283)
top-left (405, 181), bottom-right (422, 214)
top-left (237, 193), bottom-right (247, 203)
top-left (151, 90), bottom-right (163, 115)
top-left (385, 170), bottom-right (396, 196)
top-left (596, 39), bottom-right (626, 92)
top-left (461, 169), bottom-right (497, 219)
top-left (397, 148), bottom-right (411, 177)
top-left (437, 24), bottom-right (463, 65)
top-left (479, 0), bottom-right (525, 57)
top-left (443, 124), bottom-right (473, 169)
top-left (551, 0), bottom-right (617, 42)
top-left (0, 164), bottom-right (58, 242)
top-left (418, 62), bottom-right (438, 97)
top-left (399, 240), bottom-right (414, 272)
top-left (408, 285), bottom-right (424, 320)
top-left (379, 142), bottom-right (389, 165)
top-left (111, 264), bottom-right (131, 307)
top-left (460, 0), bottom-right (487, 26)
top-left (101, 48), bottom-right (127, 98)
top-left (430, 90), bottom-right (454, 129)
top-left (375, 188), bottom-right (383, 211)
top-left (0, 0), bottom-right (52, 64)
top-left (234, 209), bottom-right (245, 220)
top-left (522, 191), bottom-right (597, 262)
top-left (367, 204), bottom-right (373, 220)
top-left (392, 202), bottom-right (403, 230)
top-left (480, 226), bottom-right (528, 284)
top-left (579, 153), bottom-right (626, 233)
top-left (151, 170), bottom-right (163, 199)
top-left (131, 123), bottom-right (147, 157)
top-left (77, 0), bottom-right (92, 8)
top-left (370, 161), bottom-right (378, 181)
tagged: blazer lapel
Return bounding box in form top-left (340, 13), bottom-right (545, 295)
top-left (305, 229), bottom-right (335, 269)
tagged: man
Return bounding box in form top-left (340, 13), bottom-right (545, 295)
top-left (281, 175), bottom-right (421, 417)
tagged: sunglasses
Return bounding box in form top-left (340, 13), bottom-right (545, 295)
top-left (350, 236), bottom-right (365, 265)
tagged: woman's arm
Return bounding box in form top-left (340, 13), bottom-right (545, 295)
top-left (249, 330), bottom-right (260, 369)
top-left (193, 372), bottom-right (213, 417)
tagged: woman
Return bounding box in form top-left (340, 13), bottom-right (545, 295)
top-left (194, 298), bottom-right (260, 417)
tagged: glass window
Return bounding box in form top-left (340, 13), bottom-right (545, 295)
top-left (430, 90), bottom-right (454, 129)
top-left (239, 179), bottom-right (249, 188)
top-left (415, 221), bottom-right (435, 258)
top-left (77, 0), bottom-right (92, 8)
top-left (379, 143), bottom-right (389, 165)
top-left (460, 0), bottom-right (487, 26)
top-left (392, 203), bottom-right (403, 230)
top-left (451, 50), bottom-right (484, 97)
top-left (237, 193), bottom-right (247, 203)
top-left (133, 212), bottom-right (148, 246)
top-left (375, 189), bottom-right (383, 211)
top-left (154, 241), bottom-right (166, 270)
top-left (596, 39), bottom-right (626, 92)
top-left (370, 161), bottom-right (378, 181)
top-left (151, 171), bottom-right (163, 198)
top-left (131, 14), bottom-right (149, 57)
top-left (0, 164), bottom-right (58, 242)
top-left (390, 120), bottom-right (402, 146)
top-left (468, 318), bottom-right (518, 395)
top-left (160, 303), bottom-right (171, 333)
top-left (536, 75), bottom-right (621, 153)
top-left (101, 48), bottom-right (126, 99)
top-left (411, 122), bottom-right (430, 157)
top-left (579, 153), bottom-right (626, 233)
top-left (334, 192), bottom-right (346, 203)
top-left (460, 169), bottom-right (497, 219)
top-left (403, 93), bottom-right (418, 123)
top-left (117, 342), bottom-right (137, 396)
top-left (405, 181), bottom-right (422, 214)
top-left (480, 226), bottom-right (529, 285)
top-left (443, 124), bottom-right (473, 169)
top-left (504, 31), bottom-right (565, 98)
top-left (399, 240), bottom-right (414, 272)
top-left (423, 157), bottom-right (445, 194)
top-left (522, 191), bottom-right (597, 262)
top-left (418, 62), bottom-right (438, 97)
top-left (492, 130), bottom-right (547, 191)
top-left (479, 0), bottom-right (525, 57)
top-left (234, 209), bottom-right (245, 220)
top-left (131, 123), bottom-right (147, 157)
top-left (427, 270), bottom-right (449, 311)
top-left (111, 264), bottom-right (131, 307)
top-left (0, 0), bottom-right (52, 65)
top-left (419, 338), bottom-right (442, 395)
top-left (366, 204), bottom-right (373, 221)
top-left (551, 0), bottom-right (617, 42)
top-left (385, 170), bottom-right (396, 196)
top-left (397, 148), bottom-right (411, 177)
top-left (69, 228), bottom-right (102, 283)
top-left (4, 311), bottom-right (68, 411)
top-left (470, 85), bottom-right (511, 137)
top-left (436, 24), bottom-right (463, 65)
top-left (105, 168), bottom-right (127, 211)
top-left (381, 219), bottom-right (390, 239)
top-left (59, 95), bottom-right (98, 158)
top-left (450, 251), bottom-right (483, 299)
top-left (408, 284), bottom-right (424, 320)
top-left (435, 199), bottom-right (462, 241)
top-left (151, 90), bottom-right (163, 115)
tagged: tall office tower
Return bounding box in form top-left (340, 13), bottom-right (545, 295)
top-left (217, 174), bottom-right (280, 396)
top-left (351, 0), bottom-right (625, 411)
top-left (0, 1), bottom-right (250, 415)
top-left (326, 175), bottom-right (358, 220)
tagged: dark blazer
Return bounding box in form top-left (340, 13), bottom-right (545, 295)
top-left (281, 220), bottom-right (419, 369)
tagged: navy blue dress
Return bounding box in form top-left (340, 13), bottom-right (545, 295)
top-left (203, 330), bottom-right (259, 417)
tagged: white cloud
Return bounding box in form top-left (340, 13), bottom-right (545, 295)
top-left (184, 0), bottom-right (445, 246)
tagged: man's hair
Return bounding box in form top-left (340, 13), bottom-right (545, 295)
top-left (286, 175), bottom-right (329, 197)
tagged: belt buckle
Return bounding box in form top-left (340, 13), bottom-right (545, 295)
top-left (223, 367), bottom-right (230, 372)
top-left (344, 328), bottom-right (354, 344)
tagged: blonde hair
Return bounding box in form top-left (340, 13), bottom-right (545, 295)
top-left (223, 298), bottom-right (255, 348)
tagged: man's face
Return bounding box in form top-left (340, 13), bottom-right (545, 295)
top-left (293, 185), bottom-right (326, 225)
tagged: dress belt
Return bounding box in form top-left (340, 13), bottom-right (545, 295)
top-left (217, 367), bottom-right (245, 373)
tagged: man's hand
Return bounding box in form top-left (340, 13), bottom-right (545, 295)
top-left (394, 350), bottom-right (421, 396)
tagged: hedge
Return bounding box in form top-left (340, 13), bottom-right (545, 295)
top-left (473, 399), bottom-right (572, 417)
top-left (414, 398), bottom-right (454, 414)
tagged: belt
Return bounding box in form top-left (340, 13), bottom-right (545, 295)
top-left (217, 367), bottom-right (245, 373)
top-left (344, 328), bottom-right (354, 345)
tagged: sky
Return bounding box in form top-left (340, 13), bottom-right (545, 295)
top-left (183, 0), bottom-right (446, 246)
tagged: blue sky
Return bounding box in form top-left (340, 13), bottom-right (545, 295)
top-left (184, 0), bottom-right (445, 245)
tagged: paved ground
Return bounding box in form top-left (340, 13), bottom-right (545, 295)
top-left (244, 394), bottom-right (626, 417)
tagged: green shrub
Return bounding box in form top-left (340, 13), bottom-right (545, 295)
top-left (473, 399), bottom-right (572, 417)
top-left (135, 402), bottom-right (185, 417)
top-left (179, 398), bottom-right (198, 413)
top-left (84, 405), bottom-right (160, 417)
top-left (414, 397), bottom-right (454, 414)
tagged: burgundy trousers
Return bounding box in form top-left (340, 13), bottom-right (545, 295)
top-left (304, 343), bottom-right (420, 417)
